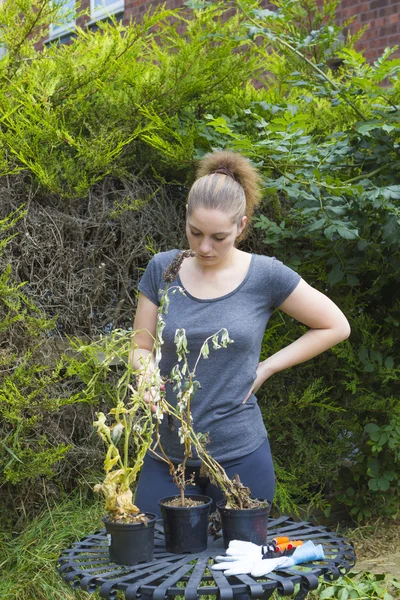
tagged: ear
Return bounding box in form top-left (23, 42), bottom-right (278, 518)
top-left (237, 216), bottom-right (247, 236)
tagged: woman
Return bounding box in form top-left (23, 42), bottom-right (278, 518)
top-left (133, 151), bottom-right (350, 516)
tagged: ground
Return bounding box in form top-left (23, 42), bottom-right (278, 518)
top-left (346, 518), bottom-right (400, 580)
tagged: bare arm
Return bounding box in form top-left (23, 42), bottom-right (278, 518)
top-left (130, 292), bottom-right (158, 373)
top-left (243, 279), bottom-right (350, 402)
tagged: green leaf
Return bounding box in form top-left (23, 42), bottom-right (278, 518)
top-left (346, 274), bottom-right (360, 287)
top-left (384, 356), bottom-right (394, 369)
top-left (336, 226), bottom-right (359, 240)
top-left (382, 215), bottom-right (400, 244)
top-left (327, 205), bottom-right (347, 215)
top-left (365, 422), bottom-right (380, 434)
top-left (391, 580), bottom-right (400, 589)
top-left (324, 225), bottom-right (337, 239)
top-left (356, 119), bottom-right (383, 134)
top-left (320, 586), bottom-right (337, 599)
top-left (357, 240), bottom-right (368, 250)
top-left (308, 218), bottom-right (326, 231)
top-left (337, 588), bottom-right (349, 600)
top-left (377, 477), bottom-right (390, 491)
top-left (328, 263), bottom-right (344, 285)
top-left (201, 341), bottom-right (210, 359)
top-left (368, 478), bottom-right (379, 491)
top-left (383, 185), bottom-right (400, 200)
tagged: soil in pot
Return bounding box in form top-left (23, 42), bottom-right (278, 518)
top-left (103, 512), bottom-right (157, 565)
top-left (217, 499), bottom-right (271, 549)
top-left (159, 494), bottom-right (212, 554)
top-left (162, 497), bottom-right (206, 508)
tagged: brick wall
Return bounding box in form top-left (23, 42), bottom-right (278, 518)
top-left (117, 0), bottom-right (400, 63)
top-left (41, 0), bottom-right (400, 63)
top-left (119, 0), bottom-right (273, 24)
top-left (335, 0), bottom-right (400, 62)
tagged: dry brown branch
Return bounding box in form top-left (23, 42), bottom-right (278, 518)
top-left (0, 173), bottom-right (187, 338)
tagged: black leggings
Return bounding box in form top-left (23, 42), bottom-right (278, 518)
top-left (134, 437), bottom-right (275, 517)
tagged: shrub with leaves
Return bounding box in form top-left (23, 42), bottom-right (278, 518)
top-left (0, 0), bottom-right (400, 522)
top-left (0, 209), bottom-right (103, 527)
top-left (311, 571), bottom-right (400, 600)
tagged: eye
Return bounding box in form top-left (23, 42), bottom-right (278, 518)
top-left (190, 231), bottom-right (201, 237)
top-left (214, 236), bottom-right (227, 242)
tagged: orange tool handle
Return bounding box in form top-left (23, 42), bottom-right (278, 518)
top-left (287, 540), bottom-right (304, 550)
top-left (272, 536), bottom-right (289, 545)
top-left (276, 542), bottom-right (290, 552)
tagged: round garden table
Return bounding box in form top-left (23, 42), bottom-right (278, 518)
top-left (57, 515), bottom-right (356, 600)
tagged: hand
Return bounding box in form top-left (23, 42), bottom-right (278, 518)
top-left (137, 373), bottom-right (165, 414)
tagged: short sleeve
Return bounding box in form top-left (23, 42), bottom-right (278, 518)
top-left (138, 256), bottom-right (161, 306)
top-left (270, 258), bottom-right (301, 308)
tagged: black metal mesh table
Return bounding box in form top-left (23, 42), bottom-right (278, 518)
top-left (57, 515), bottom-right (356, 600)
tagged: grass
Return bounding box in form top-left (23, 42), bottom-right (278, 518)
top-left (0, 494), bottom-right (104, 600)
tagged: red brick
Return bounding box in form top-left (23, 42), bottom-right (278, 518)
top-left (341, 0), bottom-right (356, 8)
top-left (386, 33), bottom-right (400, 43)
top-left (360, 10), bottom-right (378, 21)
top-left (371, 0), bottom-right (389, 8)
top-left (381, 22), bottom-right (400, 34)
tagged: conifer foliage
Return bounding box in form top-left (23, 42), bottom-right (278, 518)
top-left (0, 0), bottom-right (399, 524)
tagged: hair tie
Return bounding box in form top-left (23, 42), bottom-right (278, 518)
top-left (212, 167), bottom-right (237, 182)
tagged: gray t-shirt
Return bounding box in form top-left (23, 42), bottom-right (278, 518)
top-left (138, 250), bottom-right (301, 465)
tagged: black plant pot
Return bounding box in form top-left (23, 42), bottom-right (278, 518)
top-left (216, 499), bottom-right (271, 549)
top-left (158, 495), bottom-right (212, 553)
top-left (103, 513), bottom-right (157, 565)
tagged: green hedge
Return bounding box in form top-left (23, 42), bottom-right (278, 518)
top-left (0, 0), bottom-right (399, 526)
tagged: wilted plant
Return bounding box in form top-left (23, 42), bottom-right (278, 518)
top-left (153, 324), bottom-right (234, 506)
top-left (80, 250), bottom-right (199, 520)
top-left (74, 331), bottom-right (162, 523)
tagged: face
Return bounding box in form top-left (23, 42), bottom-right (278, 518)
top-left (186, 206), bottom-right (246, 266)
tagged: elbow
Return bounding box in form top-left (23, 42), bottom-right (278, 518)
top-left (337, 318), bottom-right (351, 342)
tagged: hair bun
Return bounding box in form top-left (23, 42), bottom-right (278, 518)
top-left (196, 150), bottom-right (262, 217)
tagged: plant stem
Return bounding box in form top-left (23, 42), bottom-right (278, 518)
top-left (123, 414), bottom-right (129, 471)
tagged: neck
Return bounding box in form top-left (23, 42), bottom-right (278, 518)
top-left (194, 247), bottom-right (239, 273)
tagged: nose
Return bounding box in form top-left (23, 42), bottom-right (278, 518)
top-left (199, 238), bottom-right (212, 255)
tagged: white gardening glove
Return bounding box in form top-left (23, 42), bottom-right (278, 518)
top-left (213, 555), bottom-right (294, 576)
top-left (215, 540), bottom-right (265, 561)
top-left (212, 540), bottom-right (266, 575)
top-left (212, 540), bottom-right (325, 577)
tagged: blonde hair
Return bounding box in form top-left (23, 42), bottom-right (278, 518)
top-left (187, 151), bottom-right (262, 240)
